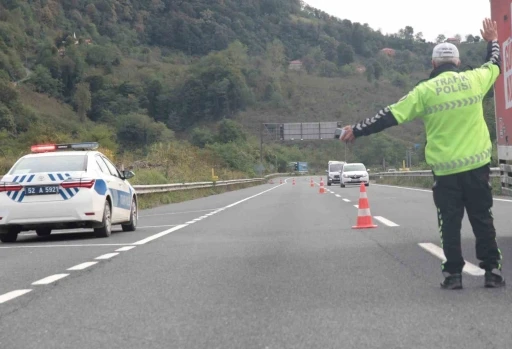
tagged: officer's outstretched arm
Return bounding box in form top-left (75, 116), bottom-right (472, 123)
top-left (351, 87), bottom-right (424, 138)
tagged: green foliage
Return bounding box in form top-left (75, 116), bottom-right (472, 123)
top-left (0, 0), bottom-right (499, 184)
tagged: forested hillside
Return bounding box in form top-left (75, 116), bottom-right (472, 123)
top-left (0, 0), bottom-right (496, 178)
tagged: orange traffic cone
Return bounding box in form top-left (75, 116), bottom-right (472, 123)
top-left (352, 183), bottom-right (377, 229)
top-left (292, 178), bottom-right (296, 185)
top-left (310, 178), bottom-right (314, 187)
top-left (319, 179), bottom-right (326, 194)
top-left (280, 179), bottom-right (283, 184)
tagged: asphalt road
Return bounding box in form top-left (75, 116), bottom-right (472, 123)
top-left (1, 177), bottom-right (512, 348)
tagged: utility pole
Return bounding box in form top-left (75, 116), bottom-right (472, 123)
top-left (260, 123), bottom-right (263, 165)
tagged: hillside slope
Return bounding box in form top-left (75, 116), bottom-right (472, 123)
top-left (0, 0), bottom-right (496, 175)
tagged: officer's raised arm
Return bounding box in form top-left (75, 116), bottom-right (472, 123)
top-left (469, 18), bottom-right (500, 93)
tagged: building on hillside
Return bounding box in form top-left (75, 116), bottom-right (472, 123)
top-left (288, 60), bottom-right (303, 70)
top-left (380, 48), bottom-right (396, 57)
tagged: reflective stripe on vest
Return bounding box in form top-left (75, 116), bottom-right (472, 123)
top-left (424, 94), bottom-right (483, 115)
top-left (430, 147), bottom-right (492, 172)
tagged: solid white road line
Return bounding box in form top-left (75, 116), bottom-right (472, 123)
top-left (375, 183), bottom-right (512, 203)
top-left (140, 208), bottom-right (220, 217)
top-left (0, 289), bottom-right (32, 304)
top-left (67, 262), bottom-right (98, 271)
top-left (132, 224), bottom-right (189, 245)
top-left (185, 221), bottom-right (196, 224)
top-left (342, 199), bottom-right (350, 202)
top-left (0, 243), bottom-right (130, 249)
top-left (95, 253), bottom-right (119, 260)
top-left (418, 242), bottom-right (485, 276)
top-left (374, 216), bottom-right (399, 227)
top-left (116, 246), bottom-right (136, 252)
top-left (133, 182), bottom-right (287, 246)
top-left (32, 274), bottom-right (69, 285)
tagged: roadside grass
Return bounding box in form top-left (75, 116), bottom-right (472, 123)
top-left (137, 181), bottom-right (269, 209)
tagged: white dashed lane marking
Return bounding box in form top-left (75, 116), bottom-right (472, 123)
top-left (32, 274), bottom-right (69, 285)
top-left (374, 216), bottom-right (399, 227)
top-left (0, 290), bottom-right (32, 304)
top-left (418, 243), bottom-right (484, 276)
top-left (67, 262), bottom-right (98, 271)
top-left (95, 253), bottom-right (119, 260)
top-left (343, 199), bottom-right (350, 202)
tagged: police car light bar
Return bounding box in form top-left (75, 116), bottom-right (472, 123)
top-left (31, 142), bottom-right (100, 153)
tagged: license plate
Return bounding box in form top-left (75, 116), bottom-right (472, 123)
top-left (25, 185), bottom-right (60, 196)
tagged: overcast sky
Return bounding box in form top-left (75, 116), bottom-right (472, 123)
top-left (304, 0), bottom-right (491, 42)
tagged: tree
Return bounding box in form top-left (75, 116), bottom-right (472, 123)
top-left (73, 82), bottom-right (92, 122)
top-left (454, 34), bottom-right (462, 42)
top-left (465, 34), bottom-right (475, 43)
top-left (373, 61), bottom-right (383, 80)
top-left (336, 42), bottom-right (354, 67)
top-left (436, 34), bottom-right (446, 43)
top-left (414, 32), bottom-right (425, 42)
top-left (398, 26), bottom-right (414, 41)
top-left (474, 35), bottom-right (481, 42)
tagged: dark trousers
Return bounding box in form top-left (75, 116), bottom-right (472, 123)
top-left (432, 164), bottom-right (502, 274)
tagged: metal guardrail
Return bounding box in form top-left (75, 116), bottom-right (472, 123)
top-left (369, 167), bottom-right (501, 178)
top-left (132, 173), bottom-right (284, 194)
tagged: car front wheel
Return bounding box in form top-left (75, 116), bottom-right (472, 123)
top-left (0, 226), bottom-right (21, 243)
top-left (94, 201), bottom-right (112, 238)
top-left (122, 198), bottom-right (138, 232)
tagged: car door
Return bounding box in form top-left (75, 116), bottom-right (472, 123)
top-left (97, 156), bottom-right (131, 223)
top-left (96, 155), bottom-right (131, 222)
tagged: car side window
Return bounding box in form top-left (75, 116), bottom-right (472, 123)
top-left (101, 156), bottom-right (121, 178)
top-left (95, 156), bottom-right (110, 174)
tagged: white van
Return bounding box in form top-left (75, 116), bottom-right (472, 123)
top-left (326, 161), bottom-right (345, 186)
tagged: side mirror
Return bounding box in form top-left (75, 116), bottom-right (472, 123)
top-left (122, 170), bottom-right (135, 180)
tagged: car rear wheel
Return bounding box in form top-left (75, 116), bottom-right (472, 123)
top-left (36, 228), bottom-right (52, 237)
top-left (122, 198), bottom-right (137, 232)
top-left (0, 227), bottom-right (21, 243)
top-left (94, 201), bottom-right (112, 238)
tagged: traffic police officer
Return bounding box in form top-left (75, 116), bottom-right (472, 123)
top-left (340, 18), bottom-right (505, 290)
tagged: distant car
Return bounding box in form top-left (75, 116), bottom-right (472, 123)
top-left (340, 162), bottom-right (369, 188)
top-left (0, 142), bottom-right (138, 243)
top-left (326, 161), bottom-right (345, 186)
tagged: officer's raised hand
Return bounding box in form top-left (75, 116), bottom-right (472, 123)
top-left (480, 18), bottom-right (498, 42)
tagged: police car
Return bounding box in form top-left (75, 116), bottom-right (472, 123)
top-left (0, 142), bottom-right (138, 243)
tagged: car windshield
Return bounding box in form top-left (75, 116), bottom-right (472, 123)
top-left (343, 164), bottom-right (366, 172)
top-left (9, 155), bottom-right (87, 175)
top-left (329, 164), bottom-right (343, 172)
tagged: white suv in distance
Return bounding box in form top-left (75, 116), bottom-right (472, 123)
top-left (326, 161), bottom-right (345, 186)
top-left (0, 142), bottom-right (138, 243)
top-left (340, 162), bottom-right (369, 187)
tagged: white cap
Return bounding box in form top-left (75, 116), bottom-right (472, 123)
top-left (432, 42), bottom-right (459, 59)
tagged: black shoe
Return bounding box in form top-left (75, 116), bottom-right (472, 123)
top-left (441, 273), bottom-right (462, 290)
top-left (484, 269), bottom-right (506, 288)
